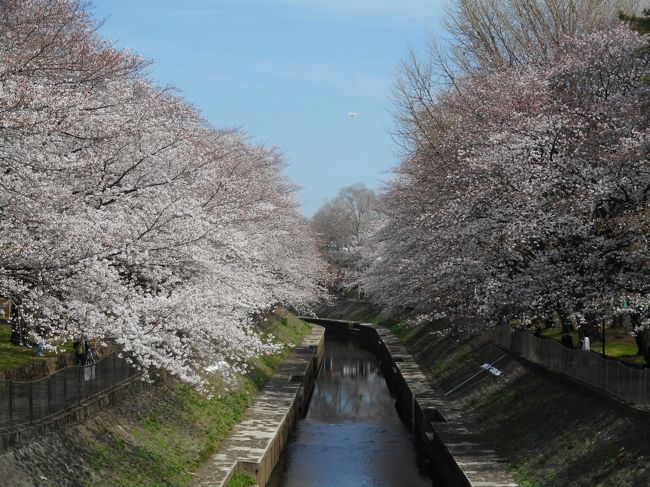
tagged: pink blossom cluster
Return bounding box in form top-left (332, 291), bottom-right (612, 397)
top-left (364, 24), bottom-right (650, 332)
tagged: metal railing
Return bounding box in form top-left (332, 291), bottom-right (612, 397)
top-left (0, 353), bottom-right (137, 429)
top-left (492, 325), bottom-right (649, 406)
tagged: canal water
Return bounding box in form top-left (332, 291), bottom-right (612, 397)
top-left (269, 334), bottom-right (430, 487)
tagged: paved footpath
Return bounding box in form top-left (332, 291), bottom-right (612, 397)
top-left (372, 323), bottom-right (519, 487)
top-left (190, 325), bottom-right (324, 487)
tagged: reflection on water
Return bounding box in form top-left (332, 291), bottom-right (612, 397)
top-left (307, 340), bottom-right (398, 421)
top-left (270, 335), bottom-right (430, 487)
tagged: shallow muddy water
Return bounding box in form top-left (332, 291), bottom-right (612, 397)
top-left (269, 335), bottom-right (430, 487)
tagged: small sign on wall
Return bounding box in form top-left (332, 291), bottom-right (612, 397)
top-left (481, 363), bottom-right (502, 376)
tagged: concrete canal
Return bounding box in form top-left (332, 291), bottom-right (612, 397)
top-left (268, 333), bottom-right (431, 487)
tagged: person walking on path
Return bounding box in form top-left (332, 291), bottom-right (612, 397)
top-left (73, 338), bottom-right (86, 366)
top-left (561, 333), bottom-right (574, 349)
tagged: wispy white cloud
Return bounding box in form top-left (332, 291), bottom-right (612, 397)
top-left (162, 7), bottom-right (226, 21)
top-left (110, 0), bottom-right (444, 28)
top-left (251, 60), bottom-right (390, 98)
top-left (96, 1), bottom-right (419, 100)
top-left (272, 0), bottom-right (445, 23)
top-left (252, 60), bottom-right (336, 83)
top-left (167, 0), bottom-right (445, 25)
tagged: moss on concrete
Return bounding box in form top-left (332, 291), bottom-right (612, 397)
top-left (84, 309), bottom-right (311, 487)
top-left (226, 472), bottom-right (256, 487)
top-left (80, 379), bottom-right (258, 487)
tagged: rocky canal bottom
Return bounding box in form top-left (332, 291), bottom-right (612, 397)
top-left (268, 334), bottom-right (431, 487)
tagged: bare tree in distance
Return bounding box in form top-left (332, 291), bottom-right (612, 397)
top-left (311, 184), bottom-right (379, 296)
top-left (397, 0), bottom-right (645, 102)
top-left (443, 0), bottom-right (644, 72)
top-left (391, 0), bottom-right (646, 162)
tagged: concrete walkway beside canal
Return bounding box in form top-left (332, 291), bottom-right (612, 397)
top-left (190, 325), bottom-right (325, 487)
top-left (304, 317), bottom-right (518, 487)
top-left (373, 324), bottom-right (518, 487)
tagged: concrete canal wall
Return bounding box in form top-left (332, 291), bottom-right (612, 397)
top-left (303, 317), bottom-right (518, 487)
top-left (191, 325), bottom-right (325, 487)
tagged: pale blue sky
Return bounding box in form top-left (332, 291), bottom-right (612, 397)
top-left (90, 0), bottom-right (445, 215)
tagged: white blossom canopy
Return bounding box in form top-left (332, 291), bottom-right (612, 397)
top-left (0, 0), bottom-right (327, 386)
top-left (365, 24), bottom-right (650, 330)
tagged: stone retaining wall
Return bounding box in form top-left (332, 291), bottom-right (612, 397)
top-left (190, 325), bottom-right (325, 487)
top-left (303, 318), bottom-right (518, 487)
top-left (0, 355), bottom-right (73, 382)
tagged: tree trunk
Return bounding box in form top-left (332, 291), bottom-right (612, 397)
top-left (10, 318), bottom-right (24, 345)
top-left (632, 315), bottom-right (649, 356)
top-left (611, 313), bottom-right (624, 329)
top-left (558, 309), bottom-right (572, 333)
top-left (582, 312), bottom-right (599, 340)
top-left (634, 332), bottom-right (649, 356)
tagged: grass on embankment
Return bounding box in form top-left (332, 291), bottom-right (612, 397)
top-left (0, 324), bottom-right (72, 372)
top-left (541, 326), bottom-right (644, 365)
top-left (317, 301), bottom-right (650, 487)
top-left (226, 472), bottom-right (256, 487)
top-left (400, 323), bottom-right (650, 487)
top-left (77, 308), bottom-right (310, 487)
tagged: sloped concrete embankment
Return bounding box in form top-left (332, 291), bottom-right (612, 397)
top-left (191, 325), bottom-right (325, 487)
top-left (0, 311), bottom-right (317, 487)
top-left (314, 301), bottom-right (650, 486)
top-left (303, 317), bottom-right (518, 487)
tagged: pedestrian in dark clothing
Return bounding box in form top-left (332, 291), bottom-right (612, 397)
top-left (73, 339), bottom-right (86, 366)
top-left (561, 333), bottom-right (574, 349)
top-left (84, 340), bottom-right (95, 365)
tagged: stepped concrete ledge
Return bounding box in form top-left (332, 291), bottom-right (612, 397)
top-left (375, 324), bottom-right (518, 486)
top-left (190, 325), bottom-right (325, 487)
top-left (303, 318), bottom-right (518, 487)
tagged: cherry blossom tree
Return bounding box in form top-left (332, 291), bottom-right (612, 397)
top-left (0, 0), bottom-right (326, 387)
top-left (366, 23), bottom-right (650, 341)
